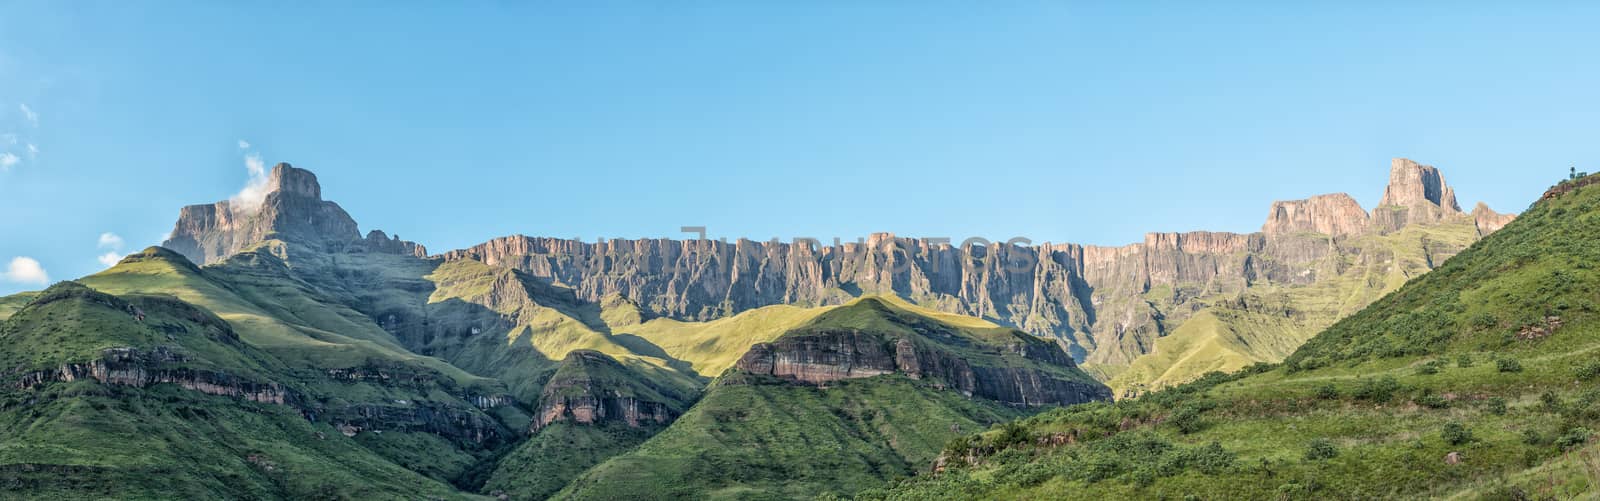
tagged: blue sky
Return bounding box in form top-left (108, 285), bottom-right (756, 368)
top-left (0, 2), bottom-right (1596, 294)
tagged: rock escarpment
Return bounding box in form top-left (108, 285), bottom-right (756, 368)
top-left (163, 162), bottom-right (424, 265)
top-left (733, 298), bottom-right (1112, 406)
top-left (441, 158), bottom-right (1514, 368)
top-left (1262, 193), bottom-right (1369, 237)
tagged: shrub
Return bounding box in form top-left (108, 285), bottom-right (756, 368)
top-left (1576, 360), bottom-right (1600, 380)
top-left (1314, 384), bottom-right (1339, 400)
top-left (1522, 429), bottom-right (1544, 446)
top-left (1557, 428), bottom-right (1592, 450)
top-left (1184, 441), bottom-right (1236, 475)
top-left (1353, 376), bottom-right (1403, 403)
top-left (1486, 397), bottom-right (1509, 416)
top-left (1303, 438), bottom-right (1339, 461)
top-left (1416, 360), bottom-right (1442, 375)
top-left (1497, 358), bottom-right (1524, 373)
top-left (1442, 422), bottom-right (1474, 446)
top-left (1168, 406), bottom-right (1205, 434)
top-left (1456, 354), bottom-right (1474, 368)
top-left (1416, 390), bottom-right (1450, 409)
top-left (995, 421), bottom-right (1032, 447)
top-left (1541, 391), bottom-right (1564, 413)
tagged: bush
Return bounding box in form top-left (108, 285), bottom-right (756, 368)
top-left (1303, 438), bottom-right (1339, 461)
top-left (1541, 391), bottom-right (1564, 413)
top-left (1486, 397), bottom-right (1509, 416)
top-left (1185, 441), bottom-right (1236, 475)
top-left (995, 421), bottom-right (1032, 447)
top-left (1457, 354), bottom-right (1474, 368)
top-left (1557, 427), bottom-right (1592, 450)
top-left (1168, 405), bottom-right (1205, 434)
top-left (1522, 429), bottom-right (1544, 446)
top-left (1416, 360), bottom-right (1442, 375)
top-left (1442, 422), bottom-right (1475, 446)
top-left (1416, 390), bottom-right (1450, 409)
top-left (1497, 358), bottom-right (1524, 373)
top-left (1314, 384), bottom-right (1339, 400)
top-left (1576, 360), bottom-right (1600, 380)
top-left (1353, 376), bottom-right (1403, 403)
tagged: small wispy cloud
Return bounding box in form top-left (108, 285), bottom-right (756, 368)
top-left (98, 232), bottom-right (124, 249)
top-left (2, 257), bottom-right (49, 285)
top-left (0, 152), bottom-right (18, 171)
top-left (26, 144), bottom-right (36, 159)
top-left (97, 252), bottom-right (124, 268)
top-left (237, 139), bottom-right (251, 149)
top-left (18, 104), bottom-right (37, 127)
top-left (230, 150), bottom-right (271, 213)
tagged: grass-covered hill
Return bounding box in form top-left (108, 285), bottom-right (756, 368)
top-left (0, 282), bottom-right (472, 499)
top-left (557, 297), bottom-right (1111, 500)
top-left (1, 248), bottom-right (533, 497)
top-left (867, 175), bottom-right (1600, 500)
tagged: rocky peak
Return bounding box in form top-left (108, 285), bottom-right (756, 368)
top-left (1471, 202), bottom-right (1516, 237)
top-left (265, 162), bottom-right (322, 199)
top-left (1373, 158), bottom-right (1463, 231)
top-left (1262, 193), bottom-right (1369, 238)
top-left (161, 162), bottom-right (425, 265)
top-left (1379, 158), bottom-right (1462, 212)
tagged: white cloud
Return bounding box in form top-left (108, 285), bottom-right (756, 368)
top-left (26, 143), bottom-right (36, 158)
top-left (2, 257), bottom-right (48, 285)
top-left (238, 139), bottom-right (251, 149)
top-left (98, 252), bottom-right (124, 268)
top-left (18, 104), bottom-right (37, 127)
top-left (229, 152), bottom-right (270, 212)
top-left (98, 232), bottom-right (124, 249)
top-left (0, 152), bottom-right (18, 171)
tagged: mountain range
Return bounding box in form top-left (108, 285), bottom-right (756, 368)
top-left (0, 157), bottom-right (1556, 500)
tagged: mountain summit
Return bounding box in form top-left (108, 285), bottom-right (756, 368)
top-left (162, 162), bottom-right (423, 264)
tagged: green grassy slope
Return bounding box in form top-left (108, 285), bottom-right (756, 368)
top-left (72, 248), bottom-right (520, 487)
top-left (0, 283), bottom-right (469, 500)
top-left (0, 291), bottom-right (39, 321)
top-left (1101, 218), bottom-right (1483, 396)
top-left (870, 176), bottom-right (1600, 500)
top-left (558, 297), bottom-right (1107, 500)
top-left (559, 374), bottom-right (1026, 501)
top-left (485, 350), bottom-right (699, 501)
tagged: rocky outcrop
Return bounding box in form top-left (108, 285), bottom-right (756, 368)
top-left (1471, 202), bottom-right (1517, 237)
top-left (1373, 158), bottom-right (1464, 232)
top-left (12, 347), bottom-right (293, 405)
top-left (1263, 193), bottom-right (1369, 237)
top-left (531, 350), bottom-right (685, 431)
top-left (162, 162), bottom-right (423, 264)
top-left (733, 298), bottom-right (1112, 406)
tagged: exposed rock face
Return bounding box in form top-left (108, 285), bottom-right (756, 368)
top-left (440, 159), bottom-right (1513, 367)
top-left (532, 350), bottom-right (684, 431)
top-left (733, 298), bottom-right (1112, 406)
top-left (1472, 202), bottom-right (1517, 237)
top-left (163, 162), bottom-right (423, 264)
top-left (154, 158), bottom-right (1516, 374)
top-left (13, 347), bottom-right (292, 405)
top-left (1263, 193), bottom-right (1369, 237)
top-left (1373, 158), bottom-right (1464, 232)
